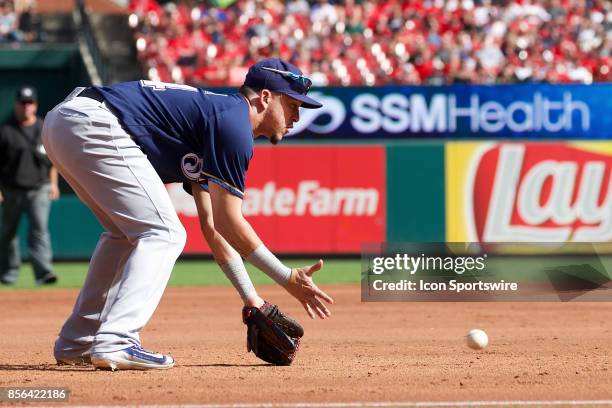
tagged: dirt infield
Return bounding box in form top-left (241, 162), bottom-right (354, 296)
top-left (1, 284), bottom-right (611, 405)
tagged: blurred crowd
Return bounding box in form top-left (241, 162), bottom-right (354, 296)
top-left (0, 0), bottom-right (40, 43)
top-left (129, 0), bottom-right (611, 86)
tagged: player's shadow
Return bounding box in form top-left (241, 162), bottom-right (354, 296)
top-left (182, 363), bottom-right (272, 367)
top-left (0, 364), bottom-right (92, 372)
top-left (0, 363), bottom-right (274, 370)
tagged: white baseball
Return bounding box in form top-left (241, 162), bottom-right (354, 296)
top-left (466, 329), bottom-right (488, 350)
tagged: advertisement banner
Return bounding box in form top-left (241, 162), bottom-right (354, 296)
top-left (446, 142), bottom-right (612, 243)
top-left (285, 84), bottom-right (612, 140)
top-left (170, 145), bottom-right (386, 254)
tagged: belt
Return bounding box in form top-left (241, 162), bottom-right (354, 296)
top-left (77, 87), bottom-right (105, 103)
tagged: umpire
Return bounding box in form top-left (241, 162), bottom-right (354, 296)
top-left (0, 86), bottom-right (59, 285)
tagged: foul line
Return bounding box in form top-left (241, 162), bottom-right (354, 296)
top-left (57, 400), bottom-right (612, 408)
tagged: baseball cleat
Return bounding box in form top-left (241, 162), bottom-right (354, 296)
top-left (55, 354), bottom-right (92, 366)
top-left (36, 272), bottom-right (58, 286)
top-left (91, 346), bottom-right (175, 371)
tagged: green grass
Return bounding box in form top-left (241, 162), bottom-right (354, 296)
top-left (0, 259), bottom-right (361, 290)
top-left (4, 254), bottom-right (612, 291)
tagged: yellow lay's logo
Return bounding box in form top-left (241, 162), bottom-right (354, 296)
top-left (447, 142), bottom-right (612, 242)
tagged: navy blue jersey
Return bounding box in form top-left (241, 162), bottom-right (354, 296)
top-left (96, 80), bottom-right (253, 198)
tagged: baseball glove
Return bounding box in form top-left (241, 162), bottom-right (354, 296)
top-left (242, 301), bottom-right (303, 366)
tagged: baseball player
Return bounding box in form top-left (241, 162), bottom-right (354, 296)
top-left (43, 58), bottom-right (333, 370)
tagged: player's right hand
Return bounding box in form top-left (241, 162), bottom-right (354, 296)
top-left (284, 260), bottom-right (334, 319)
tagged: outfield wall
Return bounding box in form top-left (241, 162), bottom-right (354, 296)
top-left (0, 46), bottom-right (90, 123)
top-left (11, 140), bottom-right (611, 259)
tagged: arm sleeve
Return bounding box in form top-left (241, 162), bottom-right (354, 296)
top-left (200, 108), bottom-right (253, 199)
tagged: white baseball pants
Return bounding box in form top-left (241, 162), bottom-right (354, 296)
top-left (42, 89), bottom-right (186, 356)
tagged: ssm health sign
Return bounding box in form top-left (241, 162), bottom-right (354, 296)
top-left (289, 84), bottom-right (612, 139)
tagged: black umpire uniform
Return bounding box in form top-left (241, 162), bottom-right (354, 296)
top-left (0, 86), bottom-right (58, 285)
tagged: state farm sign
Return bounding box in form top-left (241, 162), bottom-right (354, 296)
top-left (466, 143), bottom-right (612, 242)
top-left (242, 181), bottom-right (379, 217)
top-left (171, 145), bottom-right (386, 254)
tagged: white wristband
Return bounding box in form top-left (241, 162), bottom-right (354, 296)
top-left (246, 244), bottom-right (292, 286)
top-left (220, 258), bottom-right (258, 302)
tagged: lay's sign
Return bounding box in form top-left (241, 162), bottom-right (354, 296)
top-left (446, 142), bottom-right (612, 243)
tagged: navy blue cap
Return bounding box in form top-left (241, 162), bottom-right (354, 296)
top-left (15, 85), bottom-right (37, 102)
top-left (243, 58), bottom-right (322, 109)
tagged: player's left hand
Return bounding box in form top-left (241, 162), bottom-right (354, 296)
top-left (50, 184), bottom-right (60, 201)
top-left (284, 260), bottom-right (334, 319)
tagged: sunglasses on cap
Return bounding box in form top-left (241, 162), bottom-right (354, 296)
top-left (261, 67), bottom-right (313, 94)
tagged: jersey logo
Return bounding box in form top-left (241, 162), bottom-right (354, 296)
top-left (181, 153), bottom-right (205, 182)
top-left (203, 90), bottom-right (229, 97)
top-left (140, 80), bottom-right (198, 92)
